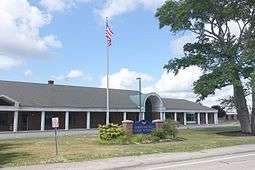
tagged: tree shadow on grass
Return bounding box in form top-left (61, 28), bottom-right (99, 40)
top-left (193, 126), bottom-right (241, 133)
top-left (0, 142), bottom-right (31, 168)
top-left (216, 131), bottom-right (254, 137)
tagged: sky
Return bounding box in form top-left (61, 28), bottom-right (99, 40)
top-left (0, 0), bottom-right (237, 107)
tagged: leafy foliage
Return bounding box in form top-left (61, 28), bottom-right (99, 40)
top-left (211, 105), bottom-right (227, 118)
top-left (156, 0), bottom-right (255, 99)
top-left (98, 123), bottom-right (125, 142)
top-left (151, 128), bottom-right (166, 139)
top-left (162, 119), bottom-right (178, 139)
top-left (151, 119), bottom-right (178, 139)
top-left (156, 0), bottom-right (255, 133)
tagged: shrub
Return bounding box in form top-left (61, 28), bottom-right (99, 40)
top-left (162, 119), bottom-right (178, 139)
top-left (151, 128), bottom-right (166, 139)
top-left (100, 135), bottom-right (130, 145)
top-left (98, 123), bottom-right (125, 142)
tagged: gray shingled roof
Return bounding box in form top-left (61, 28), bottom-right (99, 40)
top-left (0, 80), bottom-right (139, 109)
top-left (163, 98), bottom-right (215, 112)
top-left (0, 80), bottom-right (215, 111)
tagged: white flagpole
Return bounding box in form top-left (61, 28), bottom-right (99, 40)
top-left (106, 17), bottom-right (110, 125)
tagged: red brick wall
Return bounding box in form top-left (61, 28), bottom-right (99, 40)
top-left (69, 112), bottom-right (86, 129)
top-left (126, 112), bottom-right (139, 121)
top-left (110, 112), bottom-right (123, 125)
top-left (28, 112), bottom-right (41, 130)
top-left (45, 112), bottom-right (65, 130)
top-left (91, 112), bottom-right (106, 128)
top-left (0, 112), bottom-right (13, 131)
top-left (152, 112), bottom-right (160, 120)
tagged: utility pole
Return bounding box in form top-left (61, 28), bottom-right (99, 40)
top-left (136, 77), bottom-right (142, 118)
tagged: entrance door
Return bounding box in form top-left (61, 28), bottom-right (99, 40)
top-left (145, 99), bottom-right (153, 121)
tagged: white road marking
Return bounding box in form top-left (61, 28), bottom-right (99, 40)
top-left (147, 153), bottom-right (255, 170)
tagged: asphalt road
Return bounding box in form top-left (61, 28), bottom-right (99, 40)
top-left (127, 151), bottom-right (255, 170)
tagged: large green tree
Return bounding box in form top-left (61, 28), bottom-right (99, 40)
top-left (156, 0), bottom-right (255, 133)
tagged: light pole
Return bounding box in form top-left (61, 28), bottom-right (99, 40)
top-left (136, 77), bottom-right (142, 119)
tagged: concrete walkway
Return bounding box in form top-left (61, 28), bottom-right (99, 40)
top-left (179, 122), bottom-right (239, 129)
top-left (0, 129), bottom-right (97, 140)
top-left (3, 144), bottom-right (255, 170)
top-left (0, 122), bottom-right (239, 140)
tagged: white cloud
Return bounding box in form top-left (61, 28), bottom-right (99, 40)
top-left (100, 68), bottom-right (152, 90)
top-left (52, 69), bottom-right (86, 81)
top-left (142, 66), bottom-right (236, 107)
top-left (144, 66), bottom-right (203, 98)
top-left (40, 0), bottom-right (92, 12)
top-left (97, 0), bottom-right (166, 20)
top-left (99, 67), bottom-right (247, 108)
top-left (66, 70), bottom-right (84, 80)
top-left (0, 55), bottom-right (23, 69)
top-left (0, 0), bottom-right (62, 69)
top-left (24, 69), bottom-right (33, 77)
top-left (170, 34), bottom-right (196, 57)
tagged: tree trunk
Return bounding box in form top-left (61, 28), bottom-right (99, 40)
top-left (251, 89), bottom-right (255, 134)
top-left (251, 73), bottom-right (255, 134)
top-left (233, 76), bottom-right (251, 133)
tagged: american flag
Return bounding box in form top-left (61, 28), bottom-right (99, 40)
top-left (105, 19), bottom-right (113, 47)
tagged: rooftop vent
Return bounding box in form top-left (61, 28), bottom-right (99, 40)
top-left (48, 80), bottom-right (54, 85)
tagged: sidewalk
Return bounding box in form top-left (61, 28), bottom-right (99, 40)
top-left (0, 122), bottom-right (239, 140)
top-left (4, 144), bottom-right (255, 170)
top-left (0, 129), bottom-right (97, 140)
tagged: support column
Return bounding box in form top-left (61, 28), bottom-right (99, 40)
top-left (65, 111), bottom-right (69, 130)
top-left (197, 113), bottom-right (201, 125)
top-left (13, 111), bottom-right (18, 132)
top-left (106, 112), bottom-right (110, 125)
top-left (40, 111), bottom-right (45, 131)
top-left (139, 112), bottom-right (145, 121)
top-left (206, 113), bottom-right (209, 125)
top-left (123, 112), bottom-right (127, 121)
top-left (86, 112), bottom-right (90, 129)
top-left (174, 112), bottom-right (177, 122)
top-left (160, 112), bottom-right (163, 120)
top-left (163, 112), bottom-right (166, 121)
top-left (184, 112), bottom-right (187, 126)
top-left (214, 112), bottom-right (218, 124)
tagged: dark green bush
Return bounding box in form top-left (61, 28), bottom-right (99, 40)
top-left (151, 119), bottom-right (178, 140)
top-left (151, 128), bottom-right (166, 139)
top-left (163, 119), bottom-right (178, 139)
top-left (98, 123), bottom-right (125, 142)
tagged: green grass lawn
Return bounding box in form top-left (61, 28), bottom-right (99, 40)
top-left (1, 126), bottom-right (255, 167)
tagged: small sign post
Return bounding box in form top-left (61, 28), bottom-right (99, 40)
top-left (52, 117), bottom-right (59, 156)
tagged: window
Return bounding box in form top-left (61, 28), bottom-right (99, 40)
top-left (186, 113), bottom-right (196, 123)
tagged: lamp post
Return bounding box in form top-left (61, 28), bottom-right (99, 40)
top-left (136, 77), bottom-right (142, 119)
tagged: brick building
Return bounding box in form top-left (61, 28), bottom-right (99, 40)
top-left (0, 80), bottom-right (218, 132)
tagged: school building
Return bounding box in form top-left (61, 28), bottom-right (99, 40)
top-left (0, 80), bottom-right (218, 132)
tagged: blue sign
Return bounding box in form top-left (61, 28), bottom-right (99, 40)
top-left (133, 120), bottom-right (156, 134)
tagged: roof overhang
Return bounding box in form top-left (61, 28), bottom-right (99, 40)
top-left (0, 95), bottom-right (19, 107)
